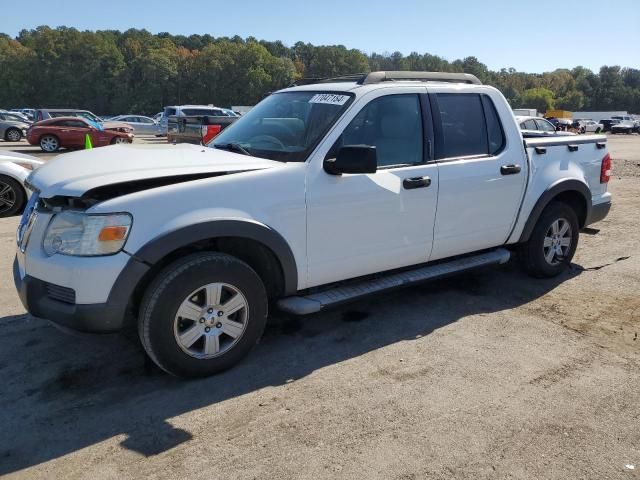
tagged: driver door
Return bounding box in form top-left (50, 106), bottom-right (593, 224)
top-left (305, 91), bottom-right (439, 288)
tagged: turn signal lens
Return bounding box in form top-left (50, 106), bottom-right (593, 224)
top-left (98, 226), bottom-right (129, 242)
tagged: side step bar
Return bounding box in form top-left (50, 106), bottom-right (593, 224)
top-left (277, 249), bottom-right (511, 315)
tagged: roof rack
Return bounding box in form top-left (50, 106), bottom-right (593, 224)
top-left (289, 71), bottom-right (482, 88)
top-left (359, 71), bottom-right (482, 85)
top-left (289, 73), bottom-right (368, 87)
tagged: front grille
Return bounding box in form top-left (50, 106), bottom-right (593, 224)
top-left (45, 283), bottom-right (76, 304)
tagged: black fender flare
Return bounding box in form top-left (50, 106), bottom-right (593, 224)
top-left (132, 220), bottom-right (298, 295)
top-left (518, 179), bottom-right (591, 243)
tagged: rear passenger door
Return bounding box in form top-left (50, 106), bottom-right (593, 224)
top-left (428, 91), bottom-right (527, 260)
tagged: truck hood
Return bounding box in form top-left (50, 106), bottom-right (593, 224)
top-left (28, 143), bottom-right (283, 198)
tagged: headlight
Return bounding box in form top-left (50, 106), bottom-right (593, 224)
top-left (43, 211), bottom-right (132, 256)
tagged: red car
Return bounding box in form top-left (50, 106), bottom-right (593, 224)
top-left (26, 117), bottom-right (134, 152)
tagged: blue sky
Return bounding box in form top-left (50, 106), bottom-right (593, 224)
top-left (1, 0), bottom-right (638, 73)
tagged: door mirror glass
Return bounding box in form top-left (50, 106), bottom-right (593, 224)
top-left (324, 145), bottom-right (377, 175)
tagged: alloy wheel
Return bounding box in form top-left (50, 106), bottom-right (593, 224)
top-left (40, 136), bottom-right (58, 152)
top-left (6, 129), bottom-right (21, 142)
top-left (0, 180), bottom-right (16, 215)
top-left (543, 218), bottom-right (572, 265)
top-left (173, 282), bottom-right (249, 359)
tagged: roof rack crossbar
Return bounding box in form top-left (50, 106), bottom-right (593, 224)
top-left (358, 71), bottom-right (482, 85)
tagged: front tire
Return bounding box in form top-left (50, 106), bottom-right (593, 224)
top-left (0, 175), bottom-right (26, 217)
top-left (5, 128), bottom-right (22, 142)
top-left (520, 201), bottom-right (579, 278)
top-left (138, 252), bottom-right (268, 378)
top-left (40, 135), bottom-right (59, 152)
top-left (111, 136), bottom-right (128, 144)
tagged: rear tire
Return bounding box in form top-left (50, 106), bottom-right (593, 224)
top-left (519, 201), bottom-right (579, 278)
top-left (0, 175), bottom-right (26, 217)
top-left (138, 252), bottom-right (268, 378)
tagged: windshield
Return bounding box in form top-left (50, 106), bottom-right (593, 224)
top-left (210, 91), bottom-right (354, 162)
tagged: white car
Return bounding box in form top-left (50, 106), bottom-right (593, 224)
top-left (515, 115), bottom-right (575, 137)
top-left (110, 115), bottom-right (163, 136)
top-left (14, 71), bottom-right (612, 377)
top-left (574, 119), bottom-right (603, 134)
top-left (0, 151), bottom-right (42, 217)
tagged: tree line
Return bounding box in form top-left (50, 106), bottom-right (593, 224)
top-left (1, 26), bottom-right (638, 115)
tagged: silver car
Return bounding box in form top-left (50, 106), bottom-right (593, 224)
top-left (0, 112), bottom-right (30, 142)
top-left (110, 115), bottom-right (163, 136)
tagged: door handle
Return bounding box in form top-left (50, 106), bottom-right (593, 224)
top-left (403, 176), bottom-right (431, 189)
top-left (500, 164), bottom-right (521, 175)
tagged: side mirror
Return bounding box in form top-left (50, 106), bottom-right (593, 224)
top-left (324, 145), bottom-right (377, 175)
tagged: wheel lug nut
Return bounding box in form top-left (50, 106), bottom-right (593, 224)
top-left (199, 318), bottom-right (205, 323)
top-left (205, 327), bottom-right (211, 333)
top-left (207, 308), bottom-right (214, 314)
top-left (216, 322), bottom-right (222, 328)
top-left (217, 311), bottom-right (224, 317)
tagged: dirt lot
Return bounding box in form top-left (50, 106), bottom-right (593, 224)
top-left (0, 135), bottom-right (639, 479)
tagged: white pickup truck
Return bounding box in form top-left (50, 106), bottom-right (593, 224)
top-left (14, 72), bottom-right (612, 377)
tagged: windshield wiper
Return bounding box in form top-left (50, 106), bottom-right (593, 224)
top-left (213, 143), bottom-right (253, 157)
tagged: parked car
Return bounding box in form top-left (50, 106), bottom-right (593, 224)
top-left (34, 109), bottom-right (133, 131)
top-left (599, 119), bottom-right (621, 132)
top-left (10, 108), bottom-right (35, 121)
top-left (611, 115), bottom-right (634, 122)
top-left (515, 116), bottom-right (575, 138)
top-left (0, 151), bottom-right (42, 217)
top-left (611, 120), bottom-right (637, 134)
top-left (35, 108), bottom-right (103, 123)
top-left (2, 110), bottom-right (31, 123)
top-left (0, 112), bottom-right (31, 142)
top-left (573, 119), bottom-right (603, 134)
top-left (160, 105), bottom-right (239, 135)
top-left (15, 71), bottom-right (612, 378)
top-left (26, 117), bottom-right (133, 152)
top-left (110, 115), bottom-right (163, 136)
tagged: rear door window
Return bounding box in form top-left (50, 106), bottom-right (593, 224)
top-left (435, 94), bottom-right (488, 158)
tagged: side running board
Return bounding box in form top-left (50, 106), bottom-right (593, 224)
top-left (277, 249), bottom-right (511, 315)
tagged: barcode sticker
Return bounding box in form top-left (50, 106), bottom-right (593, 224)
top-left (309, 94), bottom-right (350, 105)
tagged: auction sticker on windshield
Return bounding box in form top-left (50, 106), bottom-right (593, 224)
top-left (309, 94), bottom-right (350, 105)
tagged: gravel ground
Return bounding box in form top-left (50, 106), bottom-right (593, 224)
top-left (0, 134), bottom-right (638, 479)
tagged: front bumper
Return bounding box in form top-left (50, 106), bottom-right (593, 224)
top-left (14, 255), bottom-right (149, 333)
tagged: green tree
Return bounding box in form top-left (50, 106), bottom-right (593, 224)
top-left (516, 88), bottom-right (556, 113)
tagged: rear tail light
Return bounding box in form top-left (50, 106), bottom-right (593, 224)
top-left (600, 153), bottom-right (612, 183)
top-left (202, 125), bottom-right (222, 144)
